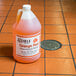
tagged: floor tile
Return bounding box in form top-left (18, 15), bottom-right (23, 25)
top-left (11, 6), bottom-right (22, 10)
top-left (0, 17), bottom-right (5, 23)
top-left (0, 23), bottom-right (2, 29)
top-left (30, 0), bottom-right (44, 6)
top-left (39, 18), bottom-right (44, 24)
top-left (41, 48), bottom-right (44, 58)
top-left (46, 74), bottom-right (73, 76)
top-left (45, 34), bottom-right (69, 44)
top-left (2, 24), bottom-right (13, 32)
top-left (0, 6), bottom-right (10, 10)
top-left (5, 17), bottom-right (16, 24)
top-left (15, 58), bottom-right (44, 73)
top-left (0, 44), bottom-right (13, 56)
top-left (32, 6), bottom-right (44, 11)
top-left (46, 46), bottom-right (72, 58)
top-left (45, 1), bottom-right (60, 6)
top-left (64, 12), bottom-right (76, 18)
top-left (46, 58), bottom-right (76, 74)
top-left (45, 6), bottom-right (61, 12)
top-left (0, 33), bottom-right (12, 43)
top-left (0, 11), bottom-right (8, 16)
top-left (71, 46), bottom-right (76, 58)
top-left (14, 74), bottom-right (44, 76)
top-left (65, 18), bottom-right (76, 24)
top-left (67, 25), bottom-right (76, 34)
top-left (41, 24), bottom-right (44, 34)
top-left (0, 0), bottom-right (12, 5)
top-left (34, 11), bottom-right (44, 18)
top-left (69, 35), bottom-right (76, 44)
top-left (45, 11), bottom-right (62, 18)
top-left (45, 25), bottom-right (66, 33)
top-left (45, 18), bottom-right (64, 24)
top-left (14, 0), bottom-right (28, 5)
top-left (8, 10), bottom-right (17, 17)
top-left (63, 6), bottom-right (76, 12)
top-left (0, 74), bottom-right (12, 76)
top-left (0, 57), bottom-right (15, 73)
top-left (62, 0), bottom-right (76, 6)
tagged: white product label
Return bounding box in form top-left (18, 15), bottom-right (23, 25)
top-left (16, 33), bottom-right (40, 57)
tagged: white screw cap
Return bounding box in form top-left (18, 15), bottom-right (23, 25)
top-left (23, 4), bottom-right (31, 10)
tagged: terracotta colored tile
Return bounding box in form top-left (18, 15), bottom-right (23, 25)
top-left (41, 34), bottom-right (44, 58)
top-left (45, 18), bottom-right (64, 24)
top-left (0, 17), bottom-right (5, 23)
top-left (0, 74), bottom-right (12, 76)
top-left (39, 18), bottom-right (44, 24)
top-left (14, 0), bottom-right (28, 5)
top-left (15, 58), bottom-right (44, 73)
top-left (46, 75), bottom-right (73, 76)
top-left (41, 47), bottom-right (44, 58)
top-left (45, 6), bottom-right (61, 12)
top-left (6, 17), bottom-right (16, 24)
top-left (45, 12), bottom-right (62, 18)
top-left (64, 12), bottom-right (76, 18)
top-left (69, 35), bottom-right (76, 44)
top-left (45, 25), bottom-right (66, 33)
top-left (11, 6), bottom-right (22, 10)
top-left (65, 18), bottom-right (76, 24)
top-left (2, 24), bottom-right (13, 32)
top-left (46, 46), bottom-right (72, 58)
top-left (34, 11), bottom-right (44, 18)
top-left (45, 1), bottom-right (60, 6)
top-left (0, 6), bottom-right (10, 10)
top-left (32, 6), bottom-right (44, 11)
top-left (0, 23), bottom-right (2, 29)
top-left (0, 23), bottom-right (3, 27)
top-left (14, 74), bottom-right (44, 76)
top-left (41, 33), bottom-right (44, 40)
top-left (46, 58), bottom-right (76, 74)
top-left (8, 10), bottom-right (17, 17)
top-left (41, 24), bottom-right (44, 34)
top-left (62, 0), bottom-right (76, 6)
top-left (0, 11), bottom-right (8, 16)
top-left (0, 33), bottom-right (13, 43)
top-left (45, 34), bottom-right (68, 44)
top-left (63, 5), bottom-right (76, 12)
top-left (0, 44), bottom-right (13, 56)
top-left (0, 57), bottom-right (15, 73)
top-left (71, 46), bottom-right (76, 58)
top-left (30, 0), bottom-right (44, 6)
top-left (0, 0), bottom-right (12, 5)
top-left (67, 25), bottom-right (76, 34)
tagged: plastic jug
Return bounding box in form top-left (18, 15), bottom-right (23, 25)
top-left (13, 4), bottom-right (41, 63)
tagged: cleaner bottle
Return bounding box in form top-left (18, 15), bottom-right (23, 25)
top-left (13, 4), bottom-right (41, 63)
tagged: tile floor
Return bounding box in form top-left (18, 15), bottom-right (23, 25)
top-left (0, 0), bottom-right (76, 76)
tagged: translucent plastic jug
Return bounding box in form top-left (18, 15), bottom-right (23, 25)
top-left (13, 4), bottom-right (41, 63)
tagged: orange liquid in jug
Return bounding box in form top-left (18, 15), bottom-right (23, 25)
top-left (13, 5), bottom-right (41, 63)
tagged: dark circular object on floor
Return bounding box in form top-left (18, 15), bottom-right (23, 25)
top-left (41, 40), bottom-right (62, 50)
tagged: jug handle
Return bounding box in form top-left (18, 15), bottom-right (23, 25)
top-left (16, 9), bottom-right (23, 23)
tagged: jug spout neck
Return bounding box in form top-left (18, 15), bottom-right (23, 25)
top-left (23, 4), bottom-right (31, 11)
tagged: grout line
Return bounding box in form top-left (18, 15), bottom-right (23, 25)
top-left (0, 72), bottom-right (76, 75)
top-left (59, 0), bottom-right (76, 70)
top-left (0, 0), bottom-right (15, 32)
top-left (12, 62), bottom-right (16, 76)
